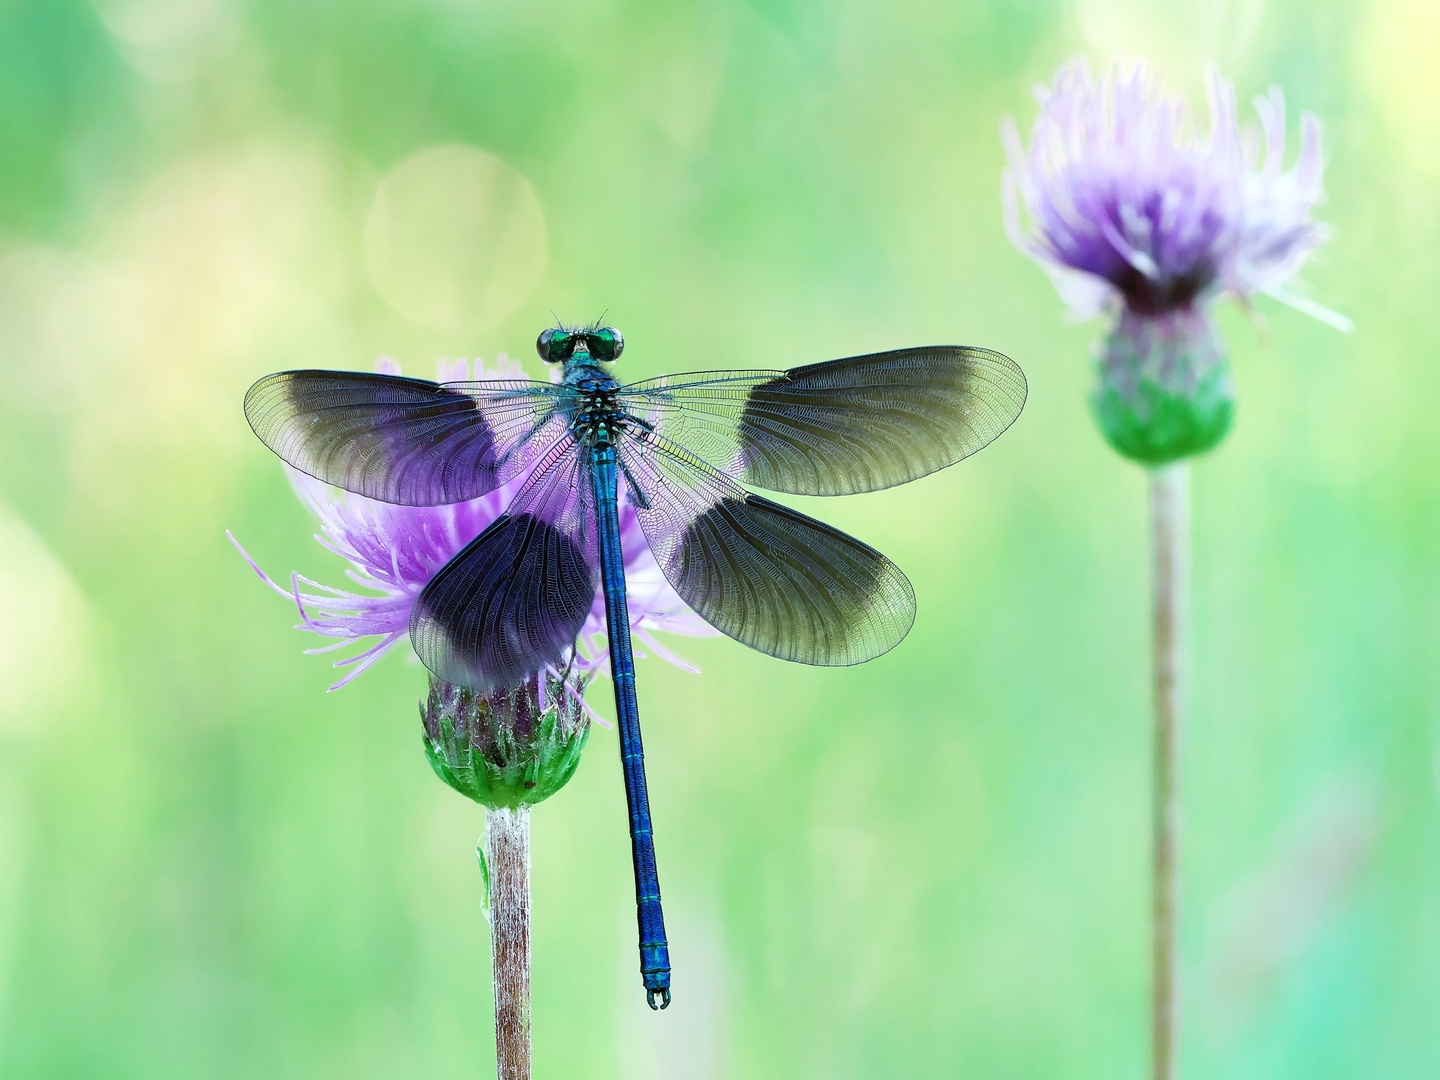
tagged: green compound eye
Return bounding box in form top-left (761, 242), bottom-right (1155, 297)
top-left (586, 326), bottom-right (624, 362)
top-left (536, 328), bottom-right (574, 363)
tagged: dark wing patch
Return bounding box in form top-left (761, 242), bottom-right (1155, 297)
top-left (617, 347), bottom-right (1026, 495)
top-left (245, 369), bottom-right (570, 505)
top-left (620, 433), bottom-right (915, 666)
top-left (409, 437), bottom-right (597, 691)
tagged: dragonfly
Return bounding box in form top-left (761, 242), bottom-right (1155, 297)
top-left (244, 323), bottom-right (1026, 1009)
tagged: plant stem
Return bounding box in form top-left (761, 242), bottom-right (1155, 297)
top-left (486, 805), bottom-right (531, 1080)
top-left (1148, 463), bottom-right (1187, 1080)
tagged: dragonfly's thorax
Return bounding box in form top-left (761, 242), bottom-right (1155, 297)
top-left (566, 365), bottom-right (630, 448)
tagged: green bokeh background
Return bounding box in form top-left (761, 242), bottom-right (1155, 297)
top-left (1, 0), bottom-right (1437, 1076)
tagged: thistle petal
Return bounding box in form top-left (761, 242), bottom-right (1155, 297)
top-left (1002, 58), bottom-right (1342, 326)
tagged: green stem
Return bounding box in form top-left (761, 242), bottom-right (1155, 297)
top-left (486, 805), bottom-right (531, 1080)
top-left (1149, 464), bottom-right (1187, 1080)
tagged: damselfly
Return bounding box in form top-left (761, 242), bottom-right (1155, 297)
top-left (244, 323), bottom-right (1026, 1008)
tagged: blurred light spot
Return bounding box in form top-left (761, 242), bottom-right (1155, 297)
top-left (0, 249), bottom-right (137, 407)
top-left (1199, 776), bottom-right (1379, 1044)
top-left (363, 146), bottom-right (547, 330)
top-left (95, 145), bottom-right (354, 452)
top-left (93, 0), bottom-right (236, 82)
top-left (0, 143), bottom-right (362, 530)
top-left (630, 18), bottom-right (730, 150)
top-left (0, 503), bottom-right (91, 738)
top-left (1068, 0), bottom-right (1263, 75)
top-left (1361, 0), bottom-right (1440, 178)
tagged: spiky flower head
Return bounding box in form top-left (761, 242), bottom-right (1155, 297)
top-left (231, 354), bottom-right (712, 807)
top-left (422, 672), bottom-right (591, 810)
top-left (1002, 59), bottom-right (1347, 464)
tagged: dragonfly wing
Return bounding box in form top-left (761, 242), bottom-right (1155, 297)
top-left (245, 370), bottom-right (572, 505)
top-left (618, 346), bottom-right (1025, 495)
top-left (410, 436), bottom-right (598, 691)
top-left (620, 432), bottom-right (915, 666)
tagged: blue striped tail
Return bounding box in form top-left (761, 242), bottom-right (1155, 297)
top-left (589, 441), bottom-right (672, 1009)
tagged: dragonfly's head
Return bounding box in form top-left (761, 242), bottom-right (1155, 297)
top-left (537, 324), bottom-right (624, 366)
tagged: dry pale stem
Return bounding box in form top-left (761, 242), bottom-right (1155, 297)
top-left (1149, 463), bottom-right (1188, 1080)
top-left (486, 806), bottom-right (531, 1080)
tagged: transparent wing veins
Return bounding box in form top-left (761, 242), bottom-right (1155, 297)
top-left (244, 370), bottom-right (575, 506)
top-left (618, 428), bottom-right (915, 666)
top-left (616, 347), bottom-right (1026, 495)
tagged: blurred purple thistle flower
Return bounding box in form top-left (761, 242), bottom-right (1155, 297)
top-left (1001, 58), bottom-right (1348, 464)
top-left (1002, 58), bottom-right (1347, 330)
top-left (229, 353), bottom-right (713, 702)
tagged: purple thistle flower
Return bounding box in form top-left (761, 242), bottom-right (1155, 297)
top-left (1000, 58), bottom-right (1348, 464)
top-left (1002, 58), bottom-right (1347, 329)
top-left (230, 353), bottom-right (714, 701)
